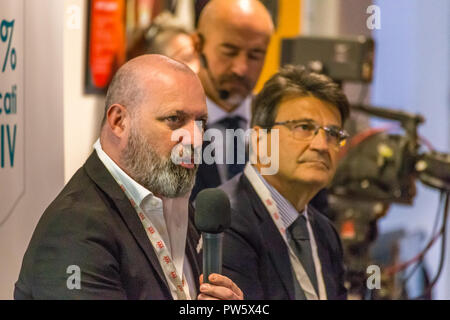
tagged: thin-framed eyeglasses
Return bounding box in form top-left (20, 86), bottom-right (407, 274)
top-left (268, 120), bottom-right (349, 148)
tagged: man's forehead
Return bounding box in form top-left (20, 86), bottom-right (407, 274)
top-left (200, 0), bottom-right (273, 31)
top-left (207, 23), bottom-right (271, 55)
top-left (207, 13), bottom-right (272, 41)
top-left (220, 23), bottom-right (271, 44)
top-left (139, 73), bottom-right (207, 114)
top-left (276, 96), bottom-right (342, 125)
top-left (140, 64), bottom-right (189, 83)
top-left (140, 68), bottom-right (199, 97)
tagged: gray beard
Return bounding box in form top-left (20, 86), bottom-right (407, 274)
top-left (224, 92), bottom-right (246, 108)
top-left (121, 126), bottom-right (198, 198)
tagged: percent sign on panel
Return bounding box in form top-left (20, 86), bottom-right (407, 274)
top-left (1, 19), bottom-right (16, 73)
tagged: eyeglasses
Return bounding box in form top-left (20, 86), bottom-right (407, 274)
top-left (270, 120), bottom-right (349, 148)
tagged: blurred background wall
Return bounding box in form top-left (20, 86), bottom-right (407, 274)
top-left (64, 0), bottom-right (105, 183)
top-left (0, 0), bottom-right (65, 299)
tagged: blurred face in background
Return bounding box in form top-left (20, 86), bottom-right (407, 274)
top-left (164, 33), bottom-right (200, 74)
top-left (199, 22), bottom-right (271, 108)
top-left (195, 0), bottom-right (274, 111)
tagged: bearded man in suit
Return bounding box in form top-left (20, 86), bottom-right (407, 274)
top-left (15, 55), bottom-right (243, 300)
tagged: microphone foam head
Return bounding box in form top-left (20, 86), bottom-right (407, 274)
top-left (195, 188), bottom-right (231, 233)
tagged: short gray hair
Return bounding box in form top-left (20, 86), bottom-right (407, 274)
top-left (251, 65), bottom-right (350, 128)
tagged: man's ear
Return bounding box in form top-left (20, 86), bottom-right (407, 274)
top-left (250, 125), bottom-right (267, 163)
top-left (191, 32), bottom-right (204, 54)
top-left (253, 126), bottom-right (268, 143)
top-left (106, 103), bottom-right (129, 137)
top-left (251, 125), bottom-right (278, 174)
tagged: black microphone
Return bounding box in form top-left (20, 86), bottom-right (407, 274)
top-left (200, 53), bottom-right (230, 100)
top-left (194, 188), bottom-right (231, 283)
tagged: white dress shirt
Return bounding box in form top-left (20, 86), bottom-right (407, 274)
top-left (93, 139), bottom-right (196, 299)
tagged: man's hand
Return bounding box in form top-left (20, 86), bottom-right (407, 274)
top-left (197, 273), bottom-right (244, 300)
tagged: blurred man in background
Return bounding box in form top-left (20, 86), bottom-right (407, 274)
top-left (190, 0), bottom-right (274, 200)
top-left (128, 11), bottom-right (200, 73)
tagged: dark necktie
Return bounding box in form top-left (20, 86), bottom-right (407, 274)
top-left (288, 215), bottom-right (319, 294)
top-left (218, 116), bottom-right (247, 179)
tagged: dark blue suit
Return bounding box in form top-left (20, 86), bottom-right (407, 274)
top-left (220, 173), bottom-right (347, 300)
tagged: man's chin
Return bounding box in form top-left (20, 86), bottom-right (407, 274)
top-left (293, 171), bottom-right (331, 187)
top-left (222, 91), bottom-right (247, 106)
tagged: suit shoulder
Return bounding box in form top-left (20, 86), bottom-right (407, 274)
top-left (26, 166), bottom-right (119, 257)
top-left (16, 167), bottom-right (122, 299)
top-left (219, 173), bottom-right (252, 209)
top-left (308, 205), bottom-right (342, 250)
top-left (219, 174), bottom-right (261, 236)
top-left (48, 165), bottom-right (115, 218)
top-left (309, 205), bottom-right (335, 229)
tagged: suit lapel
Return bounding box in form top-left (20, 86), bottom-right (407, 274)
top-left (241, 175), bottom-right (296, 299)
top-left (83, 151), bottom-right (172, 298)
top-left (186, 204), bottom-right (201, 287)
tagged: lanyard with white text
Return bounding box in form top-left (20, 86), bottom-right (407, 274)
top-left (110, 176), bottom-right (188, 300)
top-left (244, 164), bottom-right (327, 300)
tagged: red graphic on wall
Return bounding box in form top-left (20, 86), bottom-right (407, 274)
top-left (86, 0), bottom-right (126, 92)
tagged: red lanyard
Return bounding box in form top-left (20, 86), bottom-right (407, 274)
top-left (113, 179), bottom-right (188, 300)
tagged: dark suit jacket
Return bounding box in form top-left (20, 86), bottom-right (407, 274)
top-left (14, 152), bottom-right (201, 300)
top-left (220, 173), bottom-right (347, 300)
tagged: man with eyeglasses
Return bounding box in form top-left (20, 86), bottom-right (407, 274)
top-left (220, 65), bottom-right (349, 300)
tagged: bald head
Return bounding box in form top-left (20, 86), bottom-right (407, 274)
top-left (103, 54), bottom-right (195, 126)
top-left (198, 0), bottom-right (273, 35)
top-left (194, 0), bottom-right (273, 112)
top-left (100, 54), bottom-right (207, 196)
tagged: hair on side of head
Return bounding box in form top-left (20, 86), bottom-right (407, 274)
top-left (251, 65), bottom-right (350, 128)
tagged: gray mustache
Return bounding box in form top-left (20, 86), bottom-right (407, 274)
top-left (172, 145), bottom-right (202, 164)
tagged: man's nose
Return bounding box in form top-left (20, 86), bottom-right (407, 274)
top-left (231, 53), bottom-right (249, 77)
top-left (181, 120), bottom-right (204, 149)
top-left (309, 128), bottom-right (330, 152)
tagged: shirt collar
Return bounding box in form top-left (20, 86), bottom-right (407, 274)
top-left (206, 95), bottom-right (252, 127)
top-left (93, 139), bottom-right (157, 208)
top-left (251, 165), bottom-right (305, 228)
